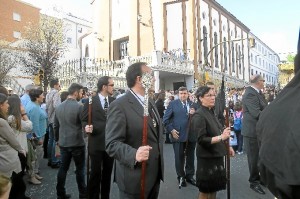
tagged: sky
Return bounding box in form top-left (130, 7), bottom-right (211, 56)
top-left (23, 0), bottom-right (92, 20)
top-left (216, 0), bottom-right (300, 59)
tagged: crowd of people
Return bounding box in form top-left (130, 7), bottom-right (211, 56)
top-left (0, 58), bottom-right (298, 199)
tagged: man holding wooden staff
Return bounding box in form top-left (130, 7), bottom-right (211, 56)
top-left (82, 76), bottom-right (115, 199)
top-left (105, 62), bottom-right (164, 199)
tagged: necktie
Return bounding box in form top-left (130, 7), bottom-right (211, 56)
top-left (183, 102), bottom-right (188, 115)
top-left (104, 98), bottom-right (108, 116)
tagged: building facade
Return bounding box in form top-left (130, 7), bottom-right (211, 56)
top-left (0, 0), bottom-right (40, 42)
top-left (64, 0), bottom-right (279, 91)
top-left (249, 33), bottom-right (280, 86)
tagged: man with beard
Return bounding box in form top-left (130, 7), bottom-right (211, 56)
top-left (82, 76), bottom-right (115, 199)
top-left (54, 83), bottom-right (87, 199)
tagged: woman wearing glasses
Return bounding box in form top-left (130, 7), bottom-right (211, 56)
top-left (191, 86), bottom-right (235, 199)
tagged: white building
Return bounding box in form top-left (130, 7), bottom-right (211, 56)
top-left (249, 33), bottom-right (280, 86)
top-left (60, 13), bottom-right (92, 62)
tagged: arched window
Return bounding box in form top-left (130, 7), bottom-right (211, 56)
top-left (238, 45), bottom-right (242, 74)
top-left (231, 41), bottom-right (235, 72)
top-left (203, 26), bottom-right (208, 62)
top-left (223, 37), bottom-right (227, 71)
top-left (85, 45), bottom-right (89, 57)
top-left (214, 32), bottom-right (218, 68)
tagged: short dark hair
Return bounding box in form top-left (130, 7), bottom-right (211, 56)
top-left (178, 87), bottom-right (188, 92)
top-left (60, 91), bottom-right (69, 102)
top-left (68, 83), bottom-right (83, 95)
top-left (126, 62), bottom-right (146, 88)
top-left (234, 102), bottom-right (242, 111)
top-left (29, 88), bottom-right (43, 102)
top-left (196, 86), bottom-right (212, 100)
top-left (97, 76), bottom-right (111, 93)
top-left (50, 79), bottom-right (59, 88)
top-left (0, 86), bottom-right (8, 96)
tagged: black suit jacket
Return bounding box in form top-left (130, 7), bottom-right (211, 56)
top-left (105, 91), bottom-right (164, 195)
top-left (191, 105), bottom-right (227, 158)
top-left (82, 94), bottom-right (115, 154)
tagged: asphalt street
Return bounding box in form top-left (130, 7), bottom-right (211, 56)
top-left (26, 143), bottom-right (275, 199)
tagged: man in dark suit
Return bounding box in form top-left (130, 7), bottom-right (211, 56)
top-left (105, 62), bottom-right (164, 199)
top-left (82, 76), bottom-right (115, 199)
top-left (242, 74), bottom-right (267, 195)
top-left (163, 87), bottom-right (196, 188)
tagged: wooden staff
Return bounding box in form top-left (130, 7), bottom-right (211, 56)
top-left (140, 72), bottom-right (153, 199)
top-left (224, 107), bottom-right (231, 199)
top-left (87, 92), bottom-right (92, 199)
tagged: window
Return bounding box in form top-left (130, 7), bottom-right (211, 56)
top-left (114, 37), bottom-right (129, 60)
top-left (255, 56), bottom-right (257, 64)
top-left (213, 19), bottom-right (217, 26)
top-left (251, 53), bottom-right (253, 62)
top-left (223, 37), bottom-right (227, 71)
top-left (202, 12), bottom-right (206, 20)
top-left (251, 69), bottom-right (253, 75)
top-left (214, 32), bottom-right (218, 68)
top-left (203, 26), bottom-right (208, 60)
top-left (67, 37), bottom-right (72, 44)
top-left (13, 31), bottom-right (21, 39)
top-left (238, 45), bottom-right (242, 74)
top-left (119, 40), bottom-right (129, 59)
top-left (231, 42), bottom-right (235, 72)
top-left (85, 45), bottom-right (89, 57)
top-left (78, 27), bottom-right (82, 33)
top-left (13, 12), bottom-right (21, 21)
top-left (223, 25), bottom-right (226, 31)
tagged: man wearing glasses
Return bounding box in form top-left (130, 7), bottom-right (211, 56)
top-left (242, 74), bottom-right (267, 195)
top-left (82, 76), bottom-right (115, 199)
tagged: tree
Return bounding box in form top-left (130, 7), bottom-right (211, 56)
top-left (0, 41), bottom-right (18, 85)
top-left (286, 54), bottom-right (295, 63)
top-left (19, 14), bottom-right (67, 92)
top-left (278, 54), bottom-right (296, 88)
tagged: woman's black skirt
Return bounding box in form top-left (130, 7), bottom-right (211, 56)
top-left (196, 157), bottom-right (227, 193)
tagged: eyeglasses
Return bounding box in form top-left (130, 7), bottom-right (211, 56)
top-left (107, 84), bottom-right (114, 87)
top-left (259, 80), bottom-right (265, 82)
top-left (204, 94), bottom-right (216, 98)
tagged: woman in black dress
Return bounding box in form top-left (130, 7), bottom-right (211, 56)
top-left (191, 86), bottom-right (235, 199)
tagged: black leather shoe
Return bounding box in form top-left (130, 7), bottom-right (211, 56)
top-left (51, 163), bottom-right (61, 169)
top-left (250, 184), bottom-right (265, 194)
top-left (178, 177), bottom-right (187, 189)
top-left (57, 194), bottom-right (71, 199)
top-left (186, 178), bottom-right (196, 186)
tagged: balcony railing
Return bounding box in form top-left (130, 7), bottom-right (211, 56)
top-left (56, 51), bottom-right (194, 89)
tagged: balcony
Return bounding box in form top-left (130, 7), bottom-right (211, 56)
top-left (57, 50), bottom-right (194, 90)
